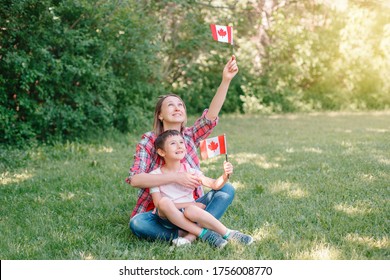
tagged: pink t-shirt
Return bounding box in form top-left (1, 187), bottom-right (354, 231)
top-left (149, 163), bottom-right (202, 203)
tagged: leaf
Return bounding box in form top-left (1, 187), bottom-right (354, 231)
top-left (208, 141), bottom-right (219, 151)
top-left (217, 28), bottom-right (227, 37)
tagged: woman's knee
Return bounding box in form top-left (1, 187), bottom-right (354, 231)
top-left (220, 182), bottom-right (235, 202)
top-left (129, 214), bottom-right (145, 237)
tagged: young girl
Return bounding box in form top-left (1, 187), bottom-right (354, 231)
top-left (127, 55), bottom-right (238, 242)
top-left (150, 130), bottom-right (254, 248)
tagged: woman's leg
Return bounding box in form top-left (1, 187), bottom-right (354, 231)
top-left (129, 211), bottom-right (179, 241)
top-left (196, 182), bottom-right (235, 219)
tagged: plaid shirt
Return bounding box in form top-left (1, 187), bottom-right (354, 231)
top-left (126, 109), bottom-right (218, 217)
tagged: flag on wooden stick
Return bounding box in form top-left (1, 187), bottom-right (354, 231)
top-left (210, 24), bottom-right (233, 45)
top-left (199, 134), bottom-right (227, 160)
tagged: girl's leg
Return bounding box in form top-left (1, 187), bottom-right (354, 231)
top-left (183, 205), bottom-right (227, 236)
top-left (196, 182), bottom-right (235, 219)
top-left (157, 197), bottom-right (203, 237)
top-left (184, 203), bottom-right (254, 246)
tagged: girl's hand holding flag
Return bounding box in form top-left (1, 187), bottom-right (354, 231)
top-left (223, 161), bottom-right (233, 179)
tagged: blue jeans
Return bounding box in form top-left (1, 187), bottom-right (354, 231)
top-left (129, 183), bottom-right (235, 241)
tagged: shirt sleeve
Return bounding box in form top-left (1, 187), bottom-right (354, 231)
top-left (146, 168), bottom-right (161, 193)
top-left (189, 109), bottom-right (219, 146)
top-left (149, 187), bottom-right (160, 194)
top-left (125, 132), bottom-right (155, 185)
top-left (187, 166), bottom-right (203, 177)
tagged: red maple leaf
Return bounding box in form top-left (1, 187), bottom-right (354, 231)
top-left (208, 141), bottom-right (219, 152)
top-left (217, 28), bottom-right (227, 37)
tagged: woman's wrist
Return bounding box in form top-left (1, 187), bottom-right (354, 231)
top-left (221, 77), bottom-right (232, 85)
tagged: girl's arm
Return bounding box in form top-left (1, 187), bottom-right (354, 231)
top-left (200, 173), bottom-right (229, 191)
top-left (151, 190), bottom-right (163, 208)
top-left (199, 161), bottom-right (233, 190)
top-left (206, 55), bottom-right (238, 121)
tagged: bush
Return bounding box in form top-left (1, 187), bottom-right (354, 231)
top-left (0, 0), bottom-right (162, 145)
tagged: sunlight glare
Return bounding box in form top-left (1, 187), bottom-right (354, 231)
top-left (268, 181), bottom-right (308, 198)
top-left (288, 188), bottom-right (309, 199)
top-left (334, 203), bottom-right (372, 215)
top-left (231, 180), bottom-right (245, 189)
top-left (252, 222), bottom-right (280, 241)
top-left (95, 146), bottom-right (113, 153)
top-left (1, 171), bottom-right (33, 186)
top-left (303, 147), bottom-right (323, 154)
top-left (375, 155), bottom-right (390, 165)
top-left (79, 251), bottom-right (95, 260)
top-left (232, 153), bottom-right (280, 169)
top-left (345, 233), bottom-right (389, 250)
top-left (366, 128), bottom-right (389, 133)
top-left (296, 243), bottom-right (341, 260)
top-left (60, 192), bottom-right (75, 200)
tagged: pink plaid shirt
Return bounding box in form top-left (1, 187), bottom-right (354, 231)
top-left (126, 109), bottom-right (218, 217)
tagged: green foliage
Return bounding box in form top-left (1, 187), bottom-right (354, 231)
top-left (1, 0), bottom-right (389, 145)
top-left (241, 1), bottom-right (390, 112)
top-left (0, 0), bottom-right (162, 145)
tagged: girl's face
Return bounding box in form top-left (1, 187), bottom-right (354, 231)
top-left (159, 96), bottom-right (187, 125)
top-left (159, 134), bottom-right (186, 161)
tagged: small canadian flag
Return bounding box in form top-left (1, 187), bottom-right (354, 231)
top-left (210, 24), bottom-right (233, 45)
top-left (199, 134), bottom-right (227, 160)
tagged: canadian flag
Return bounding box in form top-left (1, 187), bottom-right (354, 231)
top-left (199, 134), bottom-right (227, 160)
top-left (210, 24), bottom-right (233, 45)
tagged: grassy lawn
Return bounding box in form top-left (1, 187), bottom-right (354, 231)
top-left (1, 111), bottom-right (389, 260)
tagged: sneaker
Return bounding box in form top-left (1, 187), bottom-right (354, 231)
top-left (172, 237), bottom-right (191, 247)
top-left (228, 231), bottom-right (254, 245)
top-left (201, 230), bottom-right (228, 249)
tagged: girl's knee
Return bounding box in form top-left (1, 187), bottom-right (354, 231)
top-left (195, 202), bottom-right (206, 210)
top-left (184, 205), bottom-right (202, 221)
top-left (158, 197), bottom-right (175, 212)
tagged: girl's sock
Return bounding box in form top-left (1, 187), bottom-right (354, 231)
top-left (198, 228), bottom-right (208, 238)
top-left (223, 229), bottom-right (232, 239)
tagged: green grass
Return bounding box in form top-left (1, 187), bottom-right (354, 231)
top-left (1, 112), bottom-right (389, 260)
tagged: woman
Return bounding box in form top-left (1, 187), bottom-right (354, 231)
top-left (126, 55), bottom-right (238, 242)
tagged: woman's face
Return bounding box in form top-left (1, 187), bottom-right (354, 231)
top-left (159, 96), bottom-right (187, 125)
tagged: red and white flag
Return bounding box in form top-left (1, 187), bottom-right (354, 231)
top-left (199, 134), bottom-right (227, 160)
top-left (210, 24), bottom-right (233, 45)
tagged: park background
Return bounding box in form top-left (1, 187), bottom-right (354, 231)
top-left (1, 0), bottom-right (389, 260)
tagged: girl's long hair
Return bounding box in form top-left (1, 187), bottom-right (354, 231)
top-left (153, 94), bottom-right (187, 136)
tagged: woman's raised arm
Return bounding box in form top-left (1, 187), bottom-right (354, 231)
top-left (206, 55), bottom-right (239, 121)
